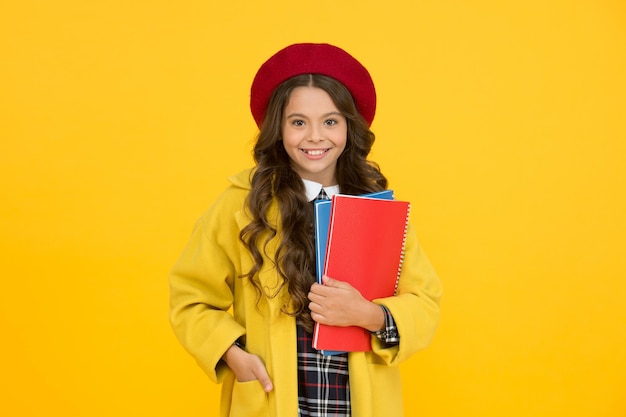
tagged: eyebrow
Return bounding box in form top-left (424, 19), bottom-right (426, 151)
top-left (285, 111), bottom-right (344, 119)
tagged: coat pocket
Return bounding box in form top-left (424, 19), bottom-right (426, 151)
top-left (229, 379), bottom-right (270, 417)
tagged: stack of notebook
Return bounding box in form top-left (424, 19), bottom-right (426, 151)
top-left (312, 190), bottom-right (410, 354)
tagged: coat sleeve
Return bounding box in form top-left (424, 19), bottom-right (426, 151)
top-left (169, 213), bottom-right (246, 383)
top-left (371, 222), bottom-right (442, 365)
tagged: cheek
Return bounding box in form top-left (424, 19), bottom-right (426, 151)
top-left (336, 129), bottom-right (348, 150)
top-left (281, 130), bottom-right (296, 147)
top-left (283, 125), bottom-right (308, 145)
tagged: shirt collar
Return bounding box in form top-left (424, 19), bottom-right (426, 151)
top-left (302, 179), bottom-right (340, 202)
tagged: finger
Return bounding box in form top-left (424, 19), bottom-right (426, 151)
top-left (310, 310), bottom-right (328, 324)
top-left (308, 300), bottom-right (323, 313)
top-left (309, 282), bottom-right (325, 293)
top-left (307, 290), bottom-right (325, 303)
top-left (312, 279), bottom-right (341, 294)
top-left (254, 366), bottom-right (273, 392)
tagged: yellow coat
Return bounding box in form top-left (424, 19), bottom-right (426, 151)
top-left (169, 168), bottom-right (442, 417)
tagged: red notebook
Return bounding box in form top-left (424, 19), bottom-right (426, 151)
top-left (312, 194), bottom-right (411, 352)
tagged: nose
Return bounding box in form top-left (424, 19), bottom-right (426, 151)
top-left (308, 124), bottom-right (323, 141)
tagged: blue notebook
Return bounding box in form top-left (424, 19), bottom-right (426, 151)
top-left (313, 189), bottom-right (395, 355)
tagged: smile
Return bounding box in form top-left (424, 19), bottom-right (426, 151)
top-left (301, 148), bottom-right (330, 156)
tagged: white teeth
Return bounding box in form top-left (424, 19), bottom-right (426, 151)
top-left (304, 149), bottom-right (326, 156)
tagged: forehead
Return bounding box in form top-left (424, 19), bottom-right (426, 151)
top-left (284, 86), bottom-right (339, 112)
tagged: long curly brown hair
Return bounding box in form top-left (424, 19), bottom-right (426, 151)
top-left (239, 74), bottom-right (388, 332)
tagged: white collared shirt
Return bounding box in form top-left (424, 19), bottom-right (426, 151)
top-left (301, 178), bottom-right (340, 202)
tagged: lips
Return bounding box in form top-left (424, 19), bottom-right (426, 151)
top-left (301, 148), bottom-right (330, 156)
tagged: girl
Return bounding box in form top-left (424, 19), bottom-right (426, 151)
top-left (169, 43), bottom-right (442, 417)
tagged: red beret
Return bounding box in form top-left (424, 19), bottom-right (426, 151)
top-left (250, 43), bottom-right (376, 127)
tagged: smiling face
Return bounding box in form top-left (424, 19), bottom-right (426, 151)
top-left (281, 86), bottom-right (347, 186)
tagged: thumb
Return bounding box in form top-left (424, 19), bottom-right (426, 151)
top-left (322, 275), bottom-right (355, 292)
top-left (322, 275), bottom-right (341, 287)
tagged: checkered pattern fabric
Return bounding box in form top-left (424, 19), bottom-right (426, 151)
top-left (297, 325), bottom-right (351, 416)
top-left (314, 188), bottom-right (330, 202)
top-left (297, 314), bottom-right (399, 417)
top-left (372, 305), bottom-right (400, 343)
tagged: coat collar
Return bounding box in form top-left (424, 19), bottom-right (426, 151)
top-left (228, 168), bottom-right (254, 191)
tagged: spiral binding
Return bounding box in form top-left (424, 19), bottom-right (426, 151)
top-left (394, 202), bottom-right (410, 295)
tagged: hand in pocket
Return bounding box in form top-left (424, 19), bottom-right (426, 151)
top-left (223, 344), bottom-right (273, 392)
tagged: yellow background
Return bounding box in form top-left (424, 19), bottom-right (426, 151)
top-left (1, 1), bottom-right (625, 416)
